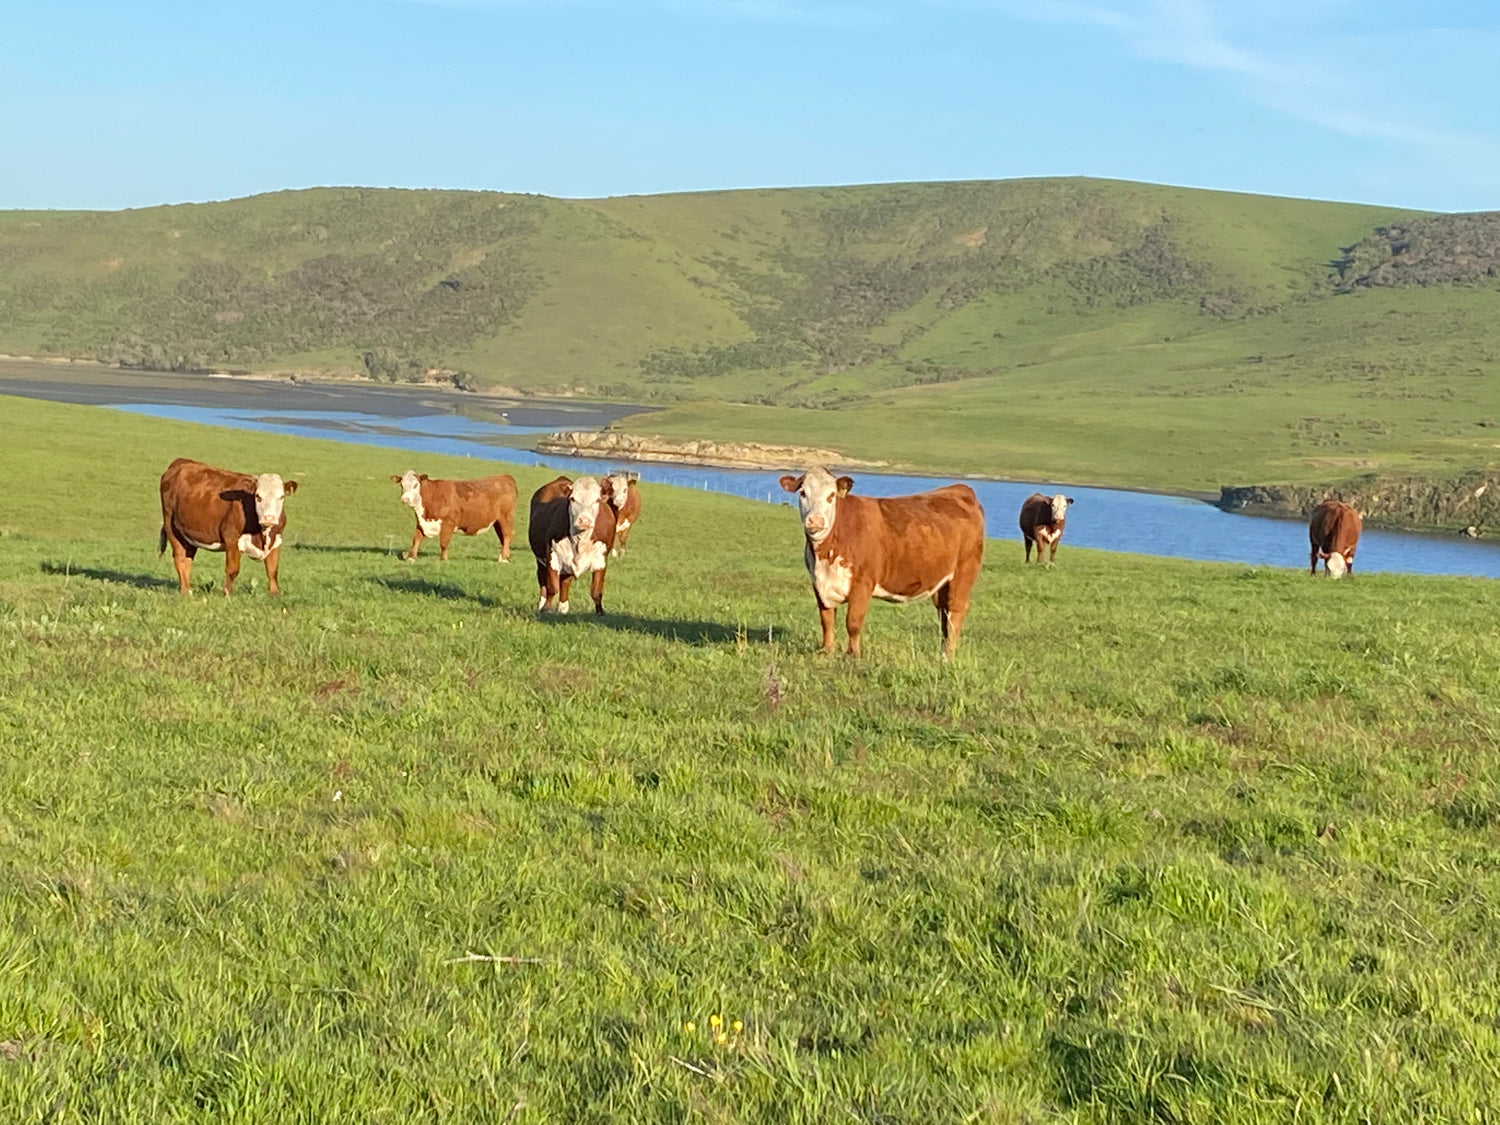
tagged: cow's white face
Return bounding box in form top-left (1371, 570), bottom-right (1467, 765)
top-left (396, 470), bottom-right (424, 510)
top-left (253, 473), bottom-right (293, 529)
top-left (1051, 494), bottom-right (1073, 523)
top-left (1326, 552), bottom-right (1348, 578)
top-left (569, 476), bottom-right (604, 535)
top-left (779, 467), bottom-right (851, 545)
top-left (604, 473), bottom-right (631, 510)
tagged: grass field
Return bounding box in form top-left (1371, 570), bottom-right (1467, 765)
top-left (5, 394), bottom-right (1500, 1121)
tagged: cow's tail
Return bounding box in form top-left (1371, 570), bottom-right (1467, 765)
top-left (157, 527), bottom-right (168, 557)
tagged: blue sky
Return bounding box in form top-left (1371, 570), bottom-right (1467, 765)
top-left (2, 0), bottom-right (1497, 212)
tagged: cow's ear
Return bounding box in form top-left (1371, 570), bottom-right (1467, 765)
top-left (836, 476), bottom-right (854, 497)
top-left (389, 474), bottom-right (402, 483)
top-left (418, 474), bottom-right (429, 481)
top-left (778, 474), bottom-right (803, 493)
top-left (1066, 496), bottom-right (1075, 506)
top-left (284, 481), bottom-right (298, 495)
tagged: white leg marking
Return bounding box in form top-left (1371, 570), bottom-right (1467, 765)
top-left (558, 600), bottom-right (570, 615)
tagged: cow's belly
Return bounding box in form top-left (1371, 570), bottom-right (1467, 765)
top-left (874, 571), bottom-right (953, 603)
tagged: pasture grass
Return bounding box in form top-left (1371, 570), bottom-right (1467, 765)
top-left (4, 395), bottom-right (1500, 1121)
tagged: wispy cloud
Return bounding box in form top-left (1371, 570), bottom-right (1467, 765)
top-left (983, 0), bottom-right (1500, 177)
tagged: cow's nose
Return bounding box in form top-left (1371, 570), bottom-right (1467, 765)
top-left (805, 515), bottom-right (825, 530)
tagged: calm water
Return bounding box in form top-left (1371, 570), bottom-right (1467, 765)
top-left (111, 402), bottom-right (1500, 578)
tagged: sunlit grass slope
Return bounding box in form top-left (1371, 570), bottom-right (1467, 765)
top-left (4, 394), bottom-right (1500, 1120)
top-left (18, 177), bottom-right (1500, 490)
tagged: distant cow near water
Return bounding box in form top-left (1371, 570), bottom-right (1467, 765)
top-left (1019, 493), bottom-right (1073, 564)
top-left (390, 470), bottom-right (516, 562)
top-left (528, 475), bottom-right (618, 615)
top-left (158, 457), bottom-right (298, 596)
top-left (603, 471), bottom-right (641, 556)
top-left (1309, 499), bottom-right (1362, 577)
top-left (779, 467), bottom-right (984, 657)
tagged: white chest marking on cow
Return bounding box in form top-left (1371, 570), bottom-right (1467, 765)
top-left (412, 495), bottom-right (442, 538)
top-left (617, 519), bottom-right (630, 533)
top-left (874, 572), bottom-right (952, 604)
top-left (1037, 527), bottom-right (1061, 545)
top-left (237, 532), bottom-right (282, 560)
top-left (550, 533), bottom-right (607, 578)
top-left (807, 546), bottom-right (853, 606)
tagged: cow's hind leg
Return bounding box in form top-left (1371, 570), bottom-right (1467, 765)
top-left (941, 560), bottom-right (979, 658)
top-left (169, 536), bottom-right (195, 596)
top-left (1310, 547), bottom-right (1319, 576)
top-left (590, 569), bottom-right (607, 616)
top-left (494, 514), bottom-right (513, 563)
top-left (1024, 535), bottom-right (1034, 563)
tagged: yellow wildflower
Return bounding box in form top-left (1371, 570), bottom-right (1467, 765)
top-left (684, 1021), bottom-right (695, 1033)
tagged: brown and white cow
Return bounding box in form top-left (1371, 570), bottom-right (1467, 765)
top-left (1309, 499), bottom-right (1362, 577)
top-left (1019, 492), bottom-right (1074, 564)
top-left (779, 466), bottom-right (985, 657)
top-left (390, 470), bottom-right (517, 562)
top-left (158, 457), bottom-right (298, 596)
top-left (603, 471), bottom-right (642, 556)
top-left (528, 475), bottom-right (618, 615)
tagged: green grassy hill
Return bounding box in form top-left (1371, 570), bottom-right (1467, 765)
top-left (6, 179), bottom-right (1500, 490)
top-left (5, 394), bottom-right (1500, 1120)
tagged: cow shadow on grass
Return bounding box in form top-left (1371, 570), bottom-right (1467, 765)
top-left (40, 561), bottom-right (177, 590)
top-left (369, 575), bottom-right (502, 609)
top-left (296, 543), bottom-right (405, 557)
top-left (526, 609), bottom-right (776, 647)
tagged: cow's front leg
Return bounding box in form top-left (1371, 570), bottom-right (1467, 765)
top-left (843, 582), bottom-right (873, 658)
top-left (222, 544), bottom-right (242, 597)
top-left (818, 603), bottom-right (837, 655)
top-left (264, 546), bottom-right (283, 596)
top-left (557, 574), bottom-right (574, 615)
top-left (590, 569), bottom-right (607, 616)
top-left (438, 522), bottom-right (455, 561)
top-left (405, 525), bottom-right (424, 561)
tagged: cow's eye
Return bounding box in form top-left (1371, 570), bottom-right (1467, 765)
top-left (826, 493), bottom-right (835, 503)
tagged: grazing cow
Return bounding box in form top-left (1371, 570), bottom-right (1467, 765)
top-left (158, 457), bottom-right (298, 596)
top-left (1019, 492), bottom-right (1074, 564)
top-left (1309, 499), bottom-right (1362, 578)
top-left (389, 470), bottom-right (517, 562)
top-left (779, 466), bottom-right (984, 657)
top-left (603, 471), bottom-right (642, 556)
top-left (528, 475), bottom-right (618, 615)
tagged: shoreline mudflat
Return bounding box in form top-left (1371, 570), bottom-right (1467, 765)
top-left (0, 360), bottom-right (651, 430)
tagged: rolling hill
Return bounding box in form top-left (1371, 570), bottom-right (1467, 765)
top-left (5, 178), bottom-right (1500, 493)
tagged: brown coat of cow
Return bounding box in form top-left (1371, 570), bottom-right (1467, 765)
top-left (606, 476), bottom-right (642, 556)
top-left (528, 475), bottom-right (618, 615)
top-left (1019, 492), bottom-right (1074, 564)
top-left (158, 457), bottom-right (298, 596)
top-left (390, 471), bottom-right (516, 561)
top-left (1309, 499), bottom-right (1362, 577)
top-left (779, 467), bottom-right (985, 657)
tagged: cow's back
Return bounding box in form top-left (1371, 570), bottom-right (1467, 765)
top-left (1310, 500), bottom-right (1361, 552)
top-left (1018, 493), bottom-right (1052, 535)
top-left (843, 485), bottom-right (984, 588)
top-left (161, 458), bottom-right (254, 540)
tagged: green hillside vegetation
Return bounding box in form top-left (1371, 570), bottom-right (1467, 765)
top-left (5, 395), bottom-right (1500, 1120)
top-left (5, 180), bottom-right (1500, 490)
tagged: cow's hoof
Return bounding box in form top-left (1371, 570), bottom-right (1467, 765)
top-left (558, 601), bottom-right (570, 615)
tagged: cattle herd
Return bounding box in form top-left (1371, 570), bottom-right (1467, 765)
top-left (158, 457), bottom-right (1364, 657)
